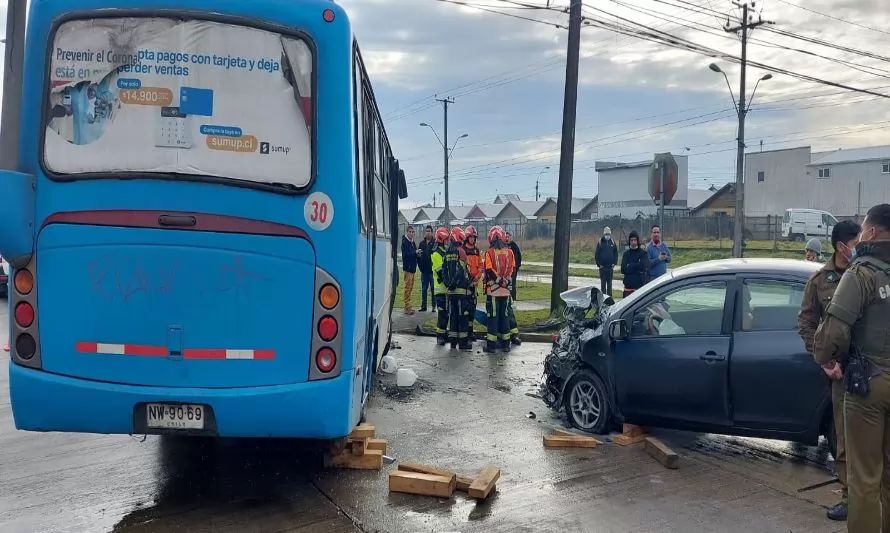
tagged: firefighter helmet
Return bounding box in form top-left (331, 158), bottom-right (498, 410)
top-left (465, 225), bottom-right (477, 238)
top-left (488, 225), bottom-right (505, 244)
top-left (451, 226), bottom-right (466, 244)
top-left (435, 227), bottom-right (449, 244)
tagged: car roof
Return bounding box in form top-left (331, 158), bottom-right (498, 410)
top-left (670, 258), bottom-right (820, 281)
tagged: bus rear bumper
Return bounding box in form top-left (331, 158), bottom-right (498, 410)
top-left (8, 362), bottom-right (359, 439)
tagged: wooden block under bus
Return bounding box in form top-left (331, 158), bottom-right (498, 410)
top-left (645, 437), bottom-right (679, 469)
top-left (367, 438), bottom-right (387, 453)
top-left (331, 448), bottom-right (383, 470)
top-left (613, 433), bottom-right (647, 446)
top-left (389, 470), bottom-right (456, 498)
top-left (622, 424), bottom-right (647, 437)
top-left (349, 423), bottom-right (376, 439)
top-left (351, 437), bottom-right (368, 456)
top-left (543, 435), bottom-right (598, 448)
top-left (467, 467), bottom-right (501, 500)
top-left (456, 475), bottom-right (475, 492)
top-left (397, 462), bottom-right (456, 479)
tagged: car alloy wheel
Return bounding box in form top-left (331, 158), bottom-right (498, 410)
top-left (564, 369), bottom-right (611, 433)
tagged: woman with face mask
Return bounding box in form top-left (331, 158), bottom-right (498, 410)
top-left (595, 226), bottom-right (618, 297)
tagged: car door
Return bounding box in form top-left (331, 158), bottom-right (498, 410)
top-left (612, 276), bottom-right (733, 429)
top-left (730, 276), bottom-right (829, 432)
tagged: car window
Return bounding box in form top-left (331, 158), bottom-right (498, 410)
top-left (741, 280), bottom-right (805, 332)
top-left (631, 282), bottom-right (727, 338)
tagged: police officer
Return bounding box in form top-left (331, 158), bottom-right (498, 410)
top-left (798, 219), bottom-right (861, 522)
top-left (814, 204), bottom-right (890, 533)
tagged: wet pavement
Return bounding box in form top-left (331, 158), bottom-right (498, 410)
top-left (0, 303), bottom-right (844, 533)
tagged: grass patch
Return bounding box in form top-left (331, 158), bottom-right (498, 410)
top-left (394, 278), bottom-right (554, 311)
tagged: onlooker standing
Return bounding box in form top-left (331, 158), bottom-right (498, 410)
top-left (797, 220), bottom-right (861, 522)
top-left (595, 226), bottom-right (618, 296)
top-left (418, 225), bottom-right (436, 312)
top-left (620, 231), bottom-right (649, 298)
top-left (505, 231), bottom-right (522, 300)
top-left (401, 226), bottom-right (418, 315)
top-left (805, 237), bottom-right (823, 262)
top-left (646, 224), bottom-right (671, 279)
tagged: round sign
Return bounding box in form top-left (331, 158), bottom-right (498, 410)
top-left (304, 192), bottom-right (334, 231)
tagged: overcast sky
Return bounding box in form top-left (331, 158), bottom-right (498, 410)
top-left (337, 0), bottom-right (890, 208)
top-left (2, 0), bottom-right (889, 209)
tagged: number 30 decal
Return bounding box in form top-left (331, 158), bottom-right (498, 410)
top-left (304, 192), bottom-right (334, 231)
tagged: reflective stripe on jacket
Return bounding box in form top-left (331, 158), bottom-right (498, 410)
top-left (484, 245), bottom-right (515, 297)
top-left (431, 245), bottom-right (447, 295)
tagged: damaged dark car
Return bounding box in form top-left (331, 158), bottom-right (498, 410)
top-left (542, 258), bottom-right (837, 458)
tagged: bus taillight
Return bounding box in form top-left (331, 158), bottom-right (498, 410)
top-left (14, 269), bottom-right (33, 294)
top-left (319, 283), bottom-right (339, 309)
top-left (15, 302), bottom-right (34, 328)
top-left (316, 348), bottom-right (336, 373)
top-left (318, 316), bottom-right (338, 342)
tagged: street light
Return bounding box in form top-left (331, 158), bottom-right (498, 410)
top-left (709, 62), bottom-right (772, 258)
top-left (535, 166), bottom-right (550, 201)
top-left (419, 123), bottom-right (468, 227)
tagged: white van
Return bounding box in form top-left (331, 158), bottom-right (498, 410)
top-left (782, 208), bottom-right (838, 242)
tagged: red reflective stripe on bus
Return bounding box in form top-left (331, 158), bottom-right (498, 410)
top-left (301, 96), bottom-right (311, 124)
top-left (183, 349), bottom-right (275, 360)
top-left (76, 341), bottom-right (167, 356)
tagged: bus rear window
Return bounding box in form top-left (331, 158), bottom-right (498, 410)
top-left (44, 18), bottom-right (313, 189)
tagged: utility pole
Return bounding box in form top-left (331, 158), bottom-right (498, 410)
top-left (437, 97), bottom-right (455, 228)
top-left (725, 1), bottom-right (767, 258)
top-left (549, 0), bottom-right (583, 315)
top-left (0, 0), bottom-right (27, 170)
top-left (535, 180), bottom-right (540, 201)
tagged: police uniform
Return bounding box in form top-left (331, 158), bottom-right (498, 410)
top-left (814, 240), bottom-right (890, 533)
top-left (798, 254), bottom-right (848, 514)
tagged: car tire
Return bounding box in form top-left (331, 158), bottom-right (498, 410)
top-left (563, 369), bottom-right (611, 434)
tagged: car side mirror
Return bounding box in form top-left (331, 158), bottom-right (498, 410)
top-left (609, 319), bottom-right (628, 340)
top-left (604, 296), bottom-right (615, 306)
top-left (0, 170), bottom-right (36, 264)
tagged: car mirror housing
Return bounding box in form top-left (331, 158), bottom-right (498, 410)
top-left (609, 319), bottom-right (628, 340)
top-left (603, 296), bottom-right (615, 306)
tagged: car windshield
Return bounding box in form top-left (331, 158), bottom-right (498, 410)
top-left (608, 271), bottom-right (676, 315)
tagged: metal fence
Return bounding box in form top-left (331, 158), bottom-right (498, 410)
top-left (399, 213), bottom-right (790, 244)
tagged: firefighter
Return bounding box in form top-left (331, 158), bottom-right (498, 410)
top-left (483, 226), bottom-right (515, 353)
top-left (430, 227), bottom-right (450, 345)
top-left (441, 227), bottom-right (471, 350)
top-left (464, 225), bottom-right (483, 343)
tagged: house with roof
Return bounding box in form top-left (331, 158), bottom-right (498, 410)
top-left (465, 203), bottom-right (506, 221)
top-left (494, 200), bottom-right (545, 234)
top-left (744, 144), bottom-right (890, 218)
top-left (398, 208), bottom-right (421, 228)
top-left (534, 197), bottom-right (598, 222)
top-left (689, 184), bottom-right (736, 217)
top-left (595, 154), bottom-right (690, 219)
top-left (492, 194), bottom-right (521, 204)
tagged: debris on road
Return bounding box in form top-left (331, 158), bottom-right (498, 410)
top-left (644, 436), bottom-right (679, 469)
top-left (391, 462), bottom-right (500, 500)
top-left (526, 411), bottom-right (536, 419)
top-left (328, 423), bottom-right (386, 470)
top-left (468, 467), bottom-right (500, 500)
top-left (543, 428), bottom-right (601, 448)
top-left (396, 368), bottom-right (417, 387)
top-left (613, 423), bottom-right (648, 446)
top-left (380, 355), bottom-right (398, 374)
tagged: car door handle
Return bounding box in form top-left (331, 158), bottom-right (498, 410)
top-left (700, 351), bottom-right (725, 362)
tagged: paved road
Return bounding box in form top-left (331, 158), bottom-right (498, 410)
top-left (1, 306), bottom-right (843, 533)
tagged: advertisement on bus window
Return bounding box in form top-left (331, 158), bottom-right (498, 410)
top-left (45, 18), bottom-right (313, 188)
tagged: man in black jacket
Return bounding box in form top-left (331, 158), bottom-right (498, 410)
top-left (595, 226), bottom-right (618, 297)
top-left (505, 231), bottom-right (522, 300)
top-left (620, 230), bottom-right (650, 298)
top-left (417, 225), bottom-right (437, 312)
top-left (401, 227), bottom-right (418, 315)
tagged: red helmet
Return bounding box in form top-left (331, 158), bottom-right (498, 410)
top-left (465, 225), bottom-right (477, 238)
top-left (451, 227), bottom-right (466, 243)
top-left (488, 225), bottom-right (505, 244)
top-left (435, 227), bottom-right (449, 244)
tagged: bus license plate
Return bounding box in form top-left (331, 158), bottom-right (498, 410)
top-left (146, 403), bottom-right (205, 430)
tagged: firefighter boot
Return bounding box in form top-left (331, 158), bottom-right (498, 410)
top-left (483, 341), bottom-right (498, 353)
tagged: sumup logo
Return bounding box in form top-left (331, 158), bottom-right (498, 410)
top-left (259, 141), bottom-right (291, 155)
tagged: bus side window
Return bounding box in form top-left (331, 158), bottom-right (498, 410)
top-left (363, 88), bottom-right (376, 234)
top-left (353, 51), bottom-right (368, 233)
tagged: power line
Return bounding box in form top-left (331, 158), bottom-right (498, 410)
top-left (774, 0), bottom-right (890, 38)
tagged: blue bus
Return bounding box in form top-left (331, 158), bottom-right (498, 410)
top-left (0, 0), bottom-right (407, 439)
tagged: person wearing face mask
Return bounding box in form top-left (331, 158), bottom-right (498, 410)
top-left (595, 226), bottom-right (618, 297)
top-left (797, 219), bottom-right (861, 522)
top-left (620, 230), bottom-right (650, 298)
top-left (805, 237), bottom-right (823, 262)
top-left (815, 204), bottom-right (890, 533)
